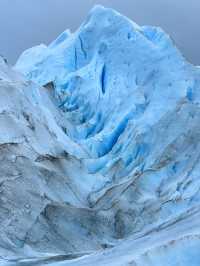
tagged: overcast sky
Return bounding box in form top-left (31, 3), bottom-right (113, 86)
top-left (0, 0), bottom-right (199, 65)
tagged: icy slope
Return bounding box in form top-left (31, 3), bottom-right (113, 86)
top-left (0, 56), bottom-right (108, 259)
top-left (1, 5), bottom-right (200, 265)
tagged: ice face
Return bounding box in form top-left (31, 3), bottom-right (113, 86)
top-left (1, 4), bottom-right (200, 265)
top-left (16, 5), bottom-right (199, 173)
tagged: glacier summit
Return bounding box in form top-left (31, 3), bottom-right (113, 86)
top-left (0, 5), bottom-right (200, 265)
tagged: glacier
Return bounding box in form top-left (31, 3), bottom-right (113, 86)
top-left (0, 5), bottom-right (200, 265)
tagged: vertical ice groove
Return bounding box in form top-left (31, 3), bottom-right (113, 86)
top-left (100, 64), bottom-right (107, 94)
top-left (79, 36), bottom-right (87, 59)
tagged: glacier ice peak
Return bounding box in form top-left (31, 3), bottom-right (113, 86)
top-left (0, 5), bottom-right (200, 266)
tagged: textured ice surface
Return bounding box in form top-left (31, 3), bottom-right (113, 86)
top-left (1, 5), bottom-right (200, 265)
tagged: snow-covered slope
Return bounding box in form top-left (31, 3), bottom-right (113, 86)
top-left (1, 5), bottom-right (200, 265)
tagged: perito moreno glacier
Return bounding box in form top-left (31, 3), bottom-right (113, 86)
top-left (0, 5), bottom-right (200, 266)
